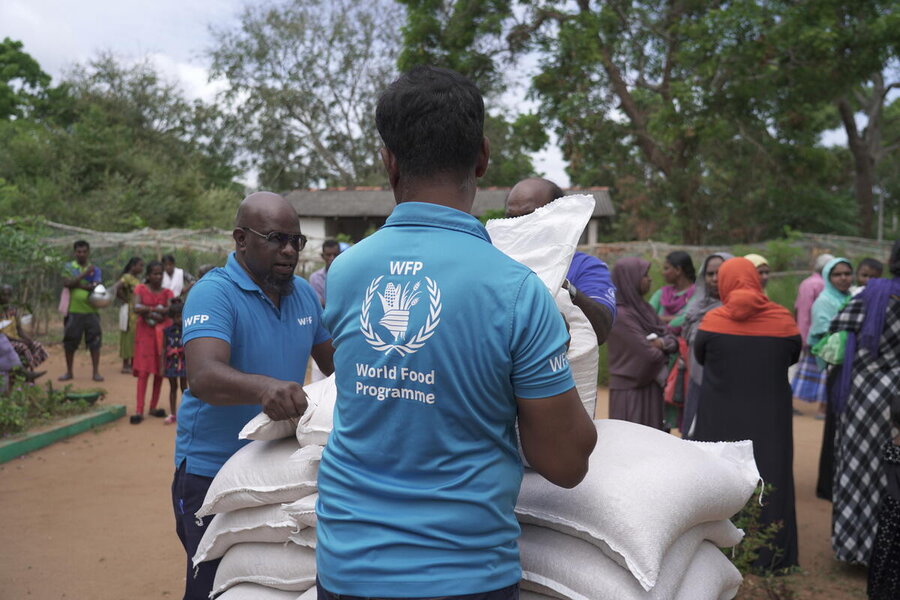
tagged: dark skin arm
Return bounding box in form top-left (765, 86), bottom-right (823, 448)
top-left (185, 337), bottom-right (319, 421)
top-left (310, 339), bottom-right (336, 377)
top-left (518, 387), bottom-right (597, 488)
top-left (564, 282), bottom-right (614, 345)
top-left (63, 265), bottom-right (97, 290)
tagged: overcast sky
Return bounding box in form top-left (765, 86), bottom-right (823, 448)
top-left (2, 0), bottom-right (572, 187)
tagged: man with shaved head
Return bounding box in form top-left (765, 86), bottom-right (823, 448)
top-left (506, 177), bottom-right (617, 344)
top-left (172, 191), bottom-right (334, 600)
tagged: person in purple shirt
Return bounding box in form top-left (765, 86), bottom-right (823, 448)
top-left (308, 239), bottom-right (341, 307)
top-left (505, 177), bottom-right (616, 344)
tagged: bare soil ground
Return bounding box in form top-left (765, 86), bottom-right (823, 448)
top-left (0, 345), bottom-right (868, 599)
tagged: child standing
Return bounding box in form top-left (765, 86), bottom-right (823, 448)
top-left (131, 261), bottom-right (173, 424)
top-left (161, 298), bottom-right (186, 425)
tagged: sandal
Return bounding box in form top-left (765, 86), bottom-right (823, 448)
top-left (129, 414), bottom-right (143, 425)
top-left (149, 408), bottom-right (167, 418)
top-left (164, 415), bottom-right (177, 425)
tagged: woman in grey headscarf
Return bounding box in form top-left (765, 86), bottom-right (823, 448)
top-left (680, 252), bottom-right (733, 438)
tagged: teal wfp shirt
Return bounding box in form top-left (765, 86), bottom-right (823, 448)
top-left (316, 202), bottom-right (575, 596)
top-left (174, 252), bottom-right (330, 478)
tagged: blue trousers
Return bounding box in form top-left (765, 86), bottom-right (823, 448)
top-left (316, 578), bottom-right (519, 600)
top-left (172, 460), bottom-right (219, 600)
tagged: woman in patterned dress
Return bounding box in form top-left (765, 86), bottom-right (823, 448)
top-left (829, 240), bottom-right (900, 566)
top-left (116, 257), bottom-right (144, 374)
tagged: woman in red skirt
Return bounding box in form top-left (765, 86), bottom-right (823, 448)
top-left (131, 261), bottom-right (173, 424)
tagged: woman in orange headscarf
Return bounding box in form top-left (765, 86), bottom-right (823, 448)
top-left (693, 257), bottom-right (802, 573)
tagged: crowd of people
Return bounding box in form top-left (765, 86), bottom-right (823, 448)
top-left (0, 65), bottom-right (897, 600)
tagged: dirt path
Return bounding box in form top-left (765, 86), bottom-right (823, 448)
top-left (0, 345), bottom-right (868, 599)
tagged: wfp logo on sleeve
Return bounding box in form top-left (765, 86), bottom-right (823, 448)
top-left (183, 315), bottom-right (209, 328)
top-left (359, 261), bottom-right (442, 357)
top-left (549, 352), bottom-right (569, 372)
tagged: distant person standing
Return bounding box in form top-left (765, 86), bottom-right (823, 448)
top-left (308, 239), bottom-right (341, 307)
top-left (744, 253), bottom-right (771, 290)
top-left (116, 257), bottom-right (144, 374)
top-left (850, 257), bottom-right (884, 296)
top-left (693, 257), bottom-right (801, 572)
top-left (59, 240), bottom-right (104, 382)
top-left (607, 257), bottom-right (678, 430)
top-left (131, 261), bottom-right (174, 424)
top-left (162, 255), bottom-right (194, 299)
top-left (791, 253), bottom-right (834, 413)
top-left (648, 251), bottom-right (696, 329)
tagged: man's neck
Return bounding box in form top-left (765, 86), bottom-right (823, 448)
top-left (235, 253), bottom-right (281, 308)
top-left (393, 178), bottom-right (476, 214)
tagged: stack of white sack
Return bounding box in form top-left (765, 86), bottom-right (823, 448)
top-left (516, 419), bottom-right (759, 600)
top-left (486, 194), bottom-right (599, 416)
top-left (190, 375), bottom-right (336, 600)
top-left (196, 381), bottom-right (757, 599)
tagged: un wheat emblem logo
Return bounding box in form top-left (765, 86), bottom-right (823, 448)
top-left (360, 275), bottom-right (442, 356)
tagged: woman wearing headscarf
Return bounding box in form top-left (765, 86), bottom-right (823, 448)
top-left (810, 257), bottom-right (854, 501)
top-left (693, 257), bottom-right (801, 572)
top-left (829, 240), bottom-right (900, 568)
top-left (744, 253), bottom-right (771, 289)
top-left (679, 252), bottom-right (732, 438)
top-left (648, 250), bottom-right (696, 328)
top-left (606, 257), bottom-right (678, 429)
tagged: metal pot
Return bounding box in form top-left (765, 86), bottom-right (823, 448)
top-left (88, 284), bottom-right (114, 308)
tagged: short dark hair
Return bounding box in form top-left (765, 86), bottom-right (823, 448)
top-left (73, 240), bottom-right (89, 251)
top-left (162, 254), bottom-right (176, 264)
top-left (890, 239), bottom-right (900, 277)
top-left (666, 251), bottom-right (696, 283)
top-left (146, 260), bottom-right (163, 276)
top-left (322, 239), bottom-right (340, 251)
top-left (858, 257), bottom-right (883, 275)
top-left (376, 66), bottom-right (485, 178)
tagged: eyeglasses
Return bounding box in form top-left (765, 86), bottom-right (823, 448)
top-left (240, 227), bottom-right (307, 251)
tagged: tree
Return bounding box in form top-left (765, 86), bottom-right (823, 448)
top-left (209, 0), bottom-right (403, 191)
top-left (0, 37), bottom-right (51, 120)
top-left (399, 1), bottom-right (892, 242)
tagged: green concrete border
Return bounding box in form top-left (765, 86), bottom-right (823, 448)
top-left (0, 404), bottom-right (126, 464)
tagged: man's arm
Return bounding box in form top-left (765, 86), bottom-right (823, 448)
top-left (310, 339), bottom-right (335, 376)
top-left (518, 387), bottom-right (597, 488)
top-left (185, 337), bottom-right (309, 421)
top-left (63, 265), bottom-right (96, 290)
top-left (566, 282), bottom-right (614, 345)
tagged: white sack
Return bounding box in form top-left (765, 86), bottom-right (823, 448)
top-left (282, 493), bottom-right (318, 528)
top-left (556, 289), bottom-right (599, 416)
top-left (519, 520), bottom-right (743, 600)
top-left (239, 412), bottom-right (297, 442)
top-left (297, 588), bottom-right (318, 600)
top-left (288, 527), bottom-right (317, 549)
top-left (214, 582), bottom-right (303, 600)
top-left (296, 374), bottom-right (338, 447)
top-left (486, 194), bottom-right (595, 292)
top-left (515, 419), bottom-right (759, 591)
top-left (193, 503), bottom-right (306, 567)
top-left (211, 542), bottom-right (316, 597)
top-left (519, 592), bottom-right (556, 600)
top-left (289, 444), bottom-right (324, 464)
top-left (196, 438), bottom-right (318, 519)
top-left (674, 542), bottom-right (743, 600)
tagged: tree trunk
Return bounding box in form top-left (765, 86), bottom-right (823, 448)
top-left (837, 96), bottom-right (875, 238)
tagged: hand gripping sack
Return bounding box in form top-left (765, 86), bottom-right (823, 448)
top-left (239, 374), bottom-right (337, 442)
top-left (515, 419), bottom-right (759, 591)
top-left (196, 438), bottom-right (318, 520)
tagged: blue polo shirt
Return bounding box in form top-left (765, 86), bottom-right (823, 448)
top-left (174, 252), bottom-right (330, 478)
top-left (317, 202), bottom-right (575, 596)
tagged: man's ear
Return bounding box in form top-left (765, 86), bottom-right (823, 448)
top-left (475, 136), bottom-right (490, 178)
top-left (232, 228), bottom-right (247, 250)
top-left (380, 147), bottom-right (400, 190)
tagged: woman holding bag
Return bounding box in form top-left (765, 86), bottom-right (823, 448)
top-left (130, 260), bottom-right (173, 424)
